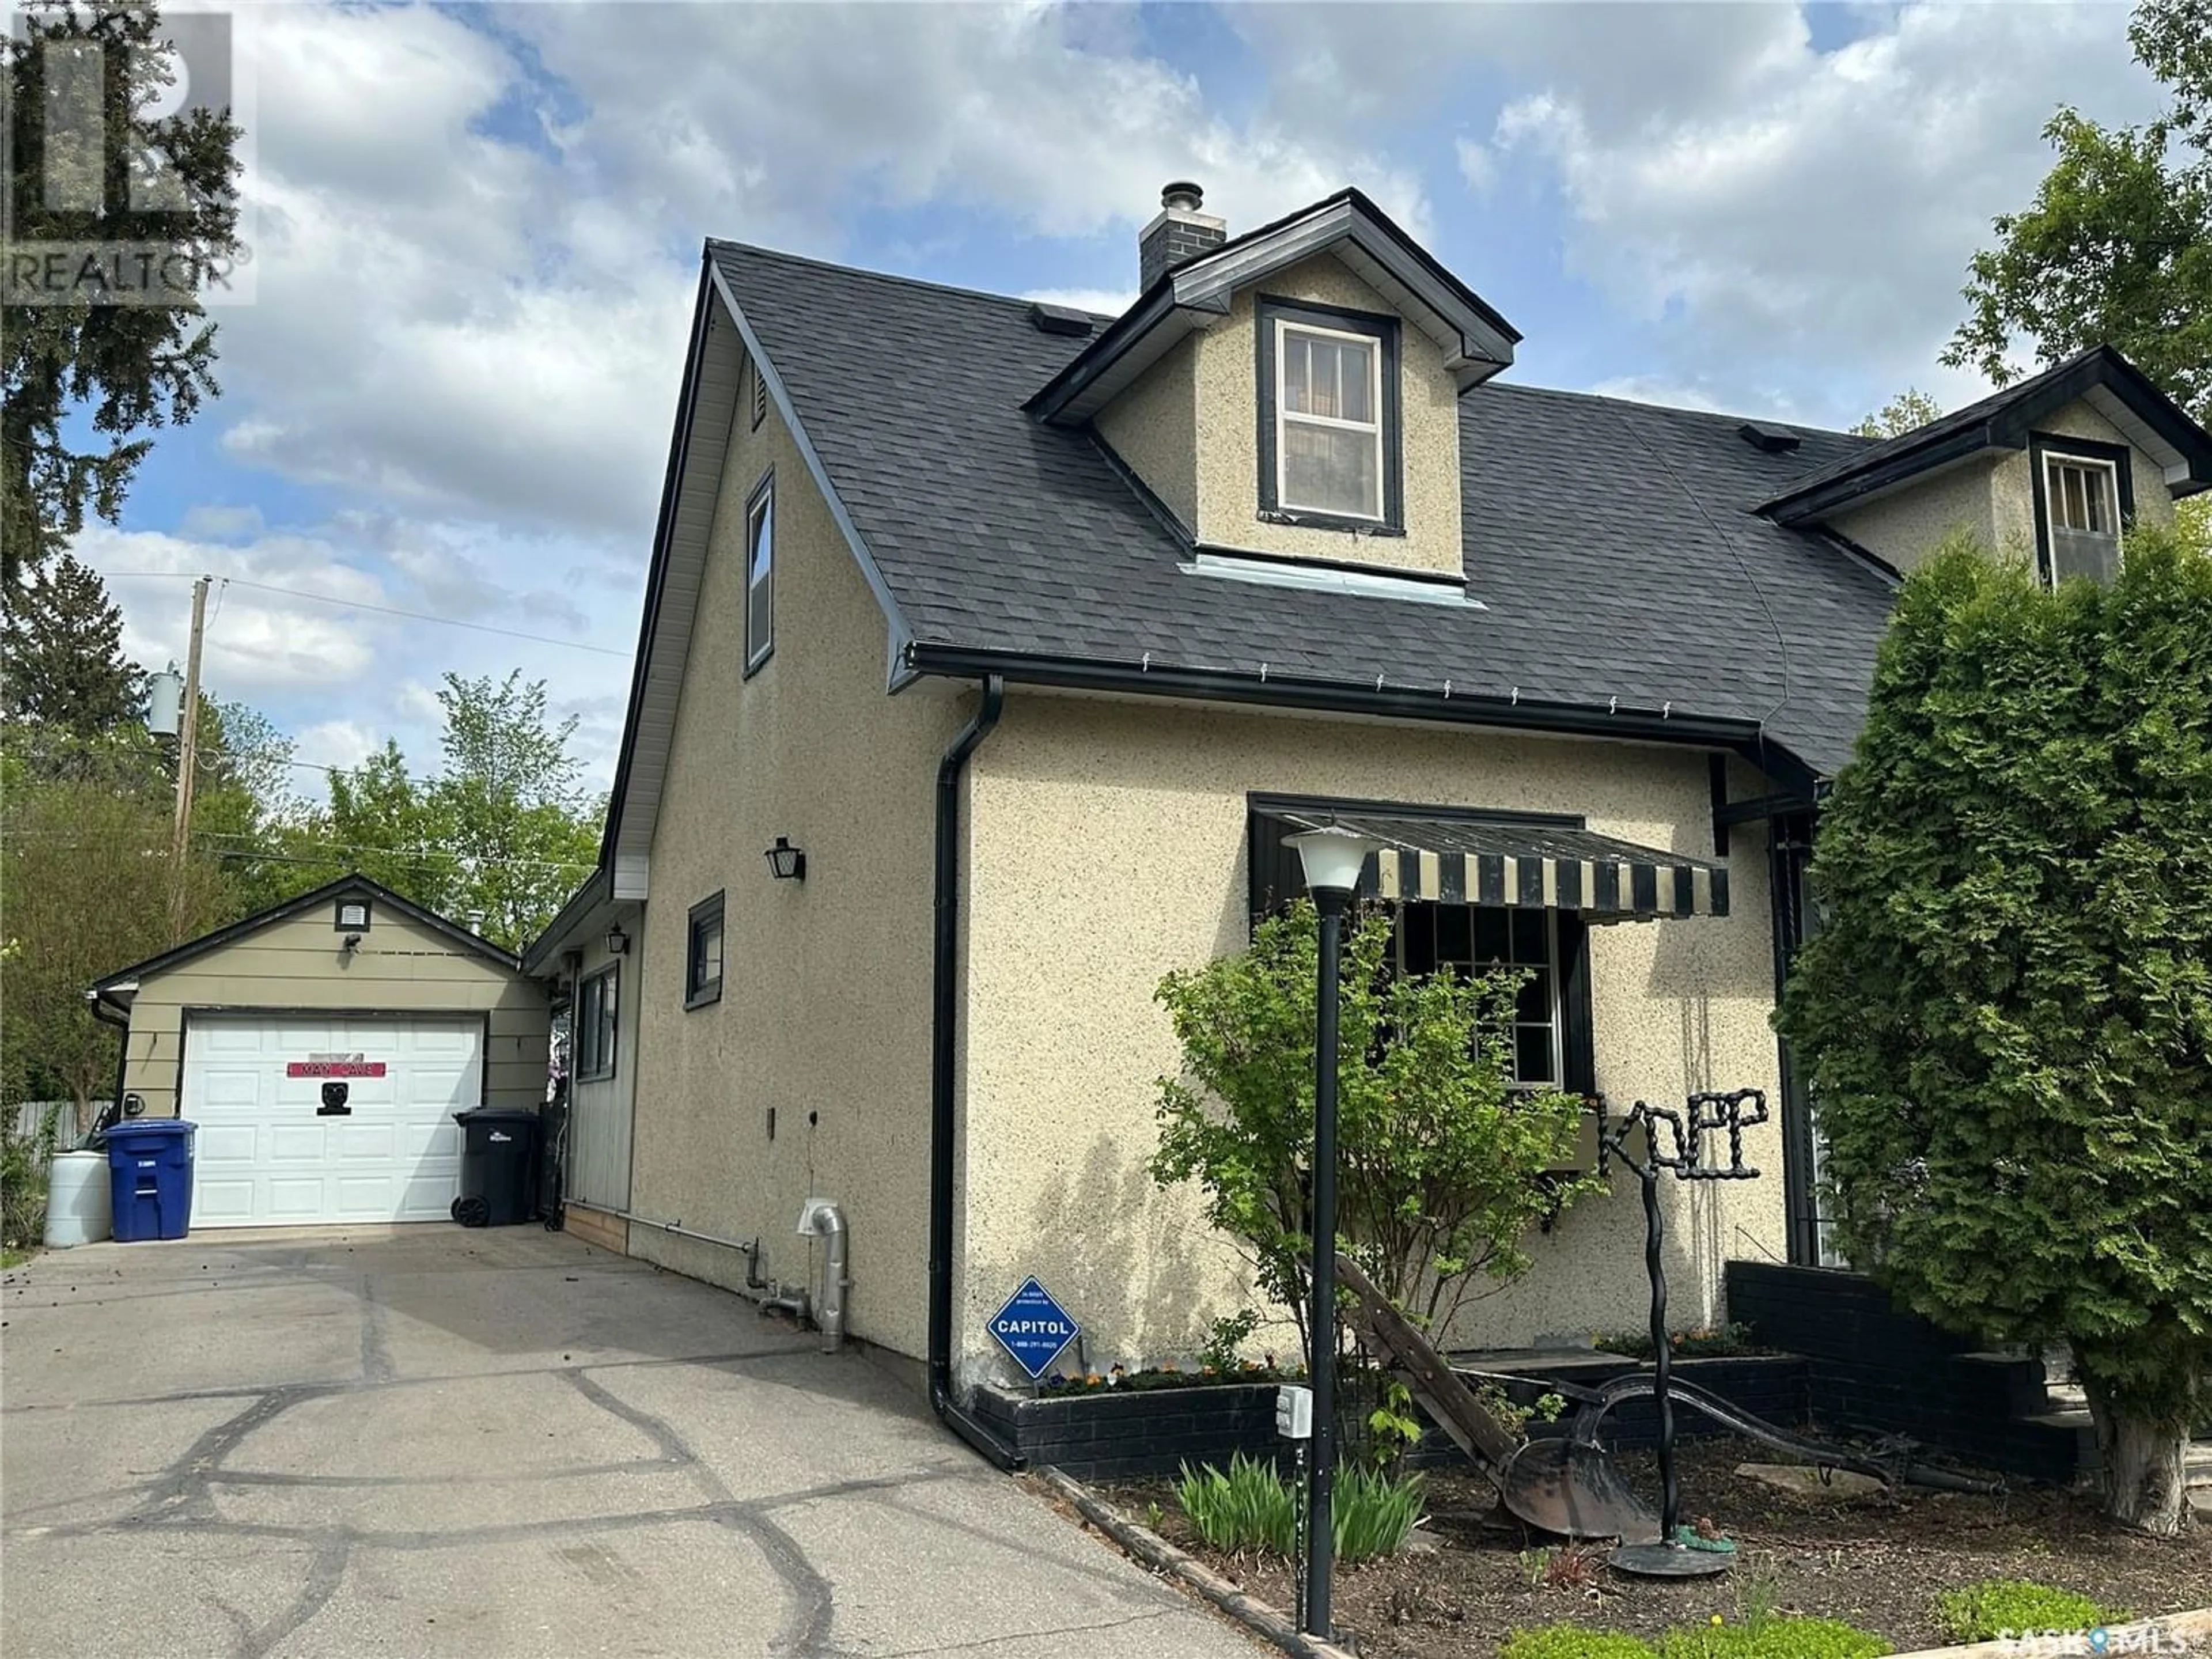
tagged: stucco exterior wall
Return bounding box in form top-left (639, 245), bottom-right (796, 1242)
top-left (565, 919), bottom-right (640, 1211)
top-left (956, 695), bottom-right (1786, 1386)
top-left (1096, 338), bottom-right (1198, 529)
top-left (625, 321), bottom-right (968, 1361)
top-left (119, 907), bottom-right (547, 1118)
top-left (1828, 455), bottom-right (2001, 573)
top-left (1178, 253), bottom-right (1464, 578)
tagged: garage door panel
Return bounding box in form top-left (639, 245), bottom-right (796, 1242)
top-left (181, 1016), bottom-right (488, 1229)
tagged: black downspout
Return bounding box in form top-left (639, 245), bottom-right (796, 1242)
top-left (1768, 813), bottom-right (1820, 1266)
top-left (928, 676), bottom-right (1022, 1470)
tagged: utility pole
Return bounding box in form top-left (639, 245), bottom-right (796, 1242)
top-left (168, 575), bottom-right (210, 938)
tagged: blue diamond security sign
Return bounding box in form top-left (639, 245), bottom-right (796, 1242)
top-left (988, 1277), bottom-right (1080, 1379)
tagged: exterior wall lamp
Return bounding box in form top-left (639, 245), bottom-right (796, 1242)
top-left (1282, 823), bottom-right (1381, 1643)
top-left (764, 836), bottom-right (807, 882)
top-left (605, 923), bottom-right (630, 956)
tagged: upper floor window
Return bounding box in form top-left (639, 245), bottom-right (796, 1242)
top-left (744, 474), bottom-right (774, 673)
top-left (1257, 299), bottom-right (1402, 532)
top-left (576, 963), bottom-right (618, 1081)
top-left (2035, 438), bottom-right (2130, 587)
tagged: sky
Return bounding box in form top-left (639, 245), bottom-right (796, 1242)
top-left (70, 0), bottom-right (2167, 809)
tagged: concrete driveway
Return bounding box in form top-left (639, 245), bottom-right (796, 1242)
top-left (1, 1226), bottom-right (1257, 1658)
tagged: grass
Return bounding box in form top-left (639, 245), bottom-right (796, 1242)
top-left (1934, 1580), bottom-right (2127, 1643)
top-left (1, 1245), bottom-right (33, 1269)
top-left (1503, 1620), bottom-right (1891, 1659)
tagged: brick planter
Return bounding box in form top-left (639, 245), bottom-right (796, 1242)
top-left (972, 1353), bottom-right (1809, 1480)
top-left (971, 1381), bottom-right (1285, 1482)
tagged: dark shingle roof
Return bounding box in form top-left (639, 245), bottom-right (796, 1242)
top-left (711, 240), bottom-right (1901, 778)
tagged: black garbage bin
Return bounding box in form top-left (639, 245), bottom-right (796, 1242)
top-left (450, 1108), bottom-right (540, 1228)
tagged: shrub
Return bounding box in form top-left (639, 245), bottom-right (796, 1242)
top-left (1, 1104), bottom-right (60, 1251)
top-left (1175, 1454), bottom-right (1297, 1556)
top-left (1935, 1580), bottom-right (2126, 1643)
top-left (1501, 1627), bottom-right (1657, 1659)
top-left (1594, 1322), bottom-right (1764, 1360)
top-left (1655, 1618), bottom-right (1892, 1658)
top-left (1331, 1464), bottom-right (1425, 1563)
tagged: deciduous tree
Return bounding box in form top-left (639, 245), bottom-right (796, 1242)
top-left (1849, 388), bottom-right (1944, 440)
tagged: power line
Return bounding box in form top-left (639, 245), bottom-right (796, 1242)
top-left (101, 570), bottom-right (631, 658)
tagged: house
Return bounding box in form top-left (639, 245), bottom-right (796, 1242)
top-left (522, 184), bottom-right (2212, 1449)
top-left (89, 873), bottom-right (549, 1229)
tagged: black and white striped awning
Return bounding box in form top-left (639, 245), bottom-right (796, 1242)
top-left (1272, 810), bottom-right (1729, 921)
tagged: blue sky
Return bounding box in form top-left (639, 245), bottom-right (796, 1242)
top-left (81, 1), bottom-right (2166, 805)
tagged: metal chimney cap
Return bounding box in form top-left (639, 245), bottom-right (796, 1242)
top-left (1160, 180), bottom-right (1204, 213)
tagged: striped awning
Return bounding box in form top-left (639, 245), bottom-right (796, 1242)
top-left (1275, 810), bottom-right (1729, 921)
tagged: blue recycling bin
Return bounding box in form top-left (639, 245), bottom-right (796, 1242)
top-left (102, 1120), bottom-right (197, 1243)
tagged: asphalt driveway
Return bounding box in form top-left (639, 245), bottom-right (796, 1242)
top-left (1, 1226), bottom-right (1257, 1658)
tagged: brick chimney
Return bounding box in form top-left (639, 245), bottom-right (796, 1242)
top-left (1138, 181), bottom-right (1226, 291)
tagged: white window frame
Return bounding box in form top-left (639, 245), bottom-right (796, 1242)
top-left (1395, 902), bottom-right (1565, 1090)
top-left (2040, 450), bottom-right (2122, 586)
top-left (1273, 317), bottom-right (1386, 522)
top-left (744, 476), bottom-right (774, 673)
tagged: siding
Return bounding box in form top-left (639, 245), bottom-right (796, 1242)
top-left (120, 904), bottom-right (547, 1118)
top-left (565, 927), bottom-right (639, 1211)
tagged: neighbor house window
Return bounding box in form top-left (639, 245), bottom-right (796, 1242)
top-left (1257, 300), bottom-right (1401, 531)
top-left (685, 892), bottom-right (725, 1010)
top-left (2033, 435), bottom-right (2131, 588)
top-left (744, 475), bottom-right (774, 673)
top-left (1397, 903), bottom-right (1564, 1088)
top-left (575, 964), bottom-right (618, 1081)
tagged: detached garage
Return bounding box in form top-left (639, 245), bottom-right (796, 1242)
top-left (88, 874), bottom-right (549, 1230)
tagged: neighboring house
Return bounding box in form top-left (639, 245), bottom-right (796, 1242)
top-left (522, 184), bottom-right (2212, 1440)
top-left (89, 874), bottom-right (548, 1230)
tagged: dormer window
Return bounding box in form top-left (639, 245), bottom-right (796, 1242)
top-left (1257, 298), bottom-right (1402, 533)
top-left (2033, 436), bottom-right (2131, 587)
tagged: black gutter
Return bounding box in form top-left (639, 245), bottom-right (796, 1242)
top-left (905, 642), bottom-right (1798, 774)
top-left (927, 675), bottom-right (1022, 1471)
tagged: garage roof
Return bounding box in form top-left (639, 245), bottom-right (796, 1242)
top-left (88, 874), bottom-right (520, 1009)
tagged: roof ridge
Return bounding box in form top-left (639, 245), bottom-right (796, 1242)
top-left (1483, 379), bottom-right (1862, 443)
top-left (706, 237), bottom-right (1116, 319)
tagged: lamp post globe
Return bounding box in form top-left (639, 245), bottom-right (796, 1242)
top-left (1281, 825), bottom-right (1379, 1640)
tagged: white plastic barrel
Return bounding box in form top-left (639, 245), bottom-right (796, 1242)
top-left (43, 1150), bottom-right (112, 1248)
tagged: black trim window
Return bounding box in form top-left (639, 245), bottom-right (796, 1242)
top-left (576, 964), bottom-right (618, 1081)
top-left (334, 898), bottom-right (371, 931)
top-left (744, 474), bottom-right (774, 674)
top-left (1256, 297), bottom-right (1402, 533)
top-left (1397, 903), bottom-right (1589, 1090)
top-left (685, 893), bottom-right (725, 1010)
top-left (2031, 433), bottom-right (2133, 588)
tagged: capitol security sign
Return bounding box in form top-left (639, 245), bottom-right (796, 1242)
top-left (987, 1277), bottom-right (1080, 1379)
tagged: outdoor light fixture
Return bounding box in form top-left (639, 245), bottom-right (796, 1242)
top-left (605, 924), bottom-right (630, 956)
top-left (1283, 824), bottom-right (1381, 1641)
top-left (764, 836), bottom-right (807, 882)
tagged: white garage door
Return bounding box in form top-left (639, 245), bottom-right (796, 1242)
top-left (181, 1014), bottom-right (484, 1228)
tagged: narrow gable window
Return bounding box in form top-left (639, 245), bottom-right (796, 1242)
top-left (1256, 299), bottom-right (1402, 532)
top-left (744, 474), bottom-right (774, 673)
top-left (2032, 435), bottom-right (2131, 588)
top-left (2043, 453), bottom-right (2121, 584)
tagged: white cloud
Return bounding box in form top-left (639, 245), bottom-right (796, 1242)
top-left (1024, 286), bottom-right (1138, 319)
top-left (1455, 137), bottom-right (1497, 196)
top-left (1478, 4), bottom-right (2168, 418)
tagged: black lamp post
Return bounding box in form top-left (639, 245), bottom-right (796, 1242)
top-left (1283, 825), bottom-right (1380, 1641)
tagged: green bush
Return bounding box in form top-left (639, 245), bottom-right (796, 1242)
top-left (1, 1105), bottom-right (60, 1251)
top-left (1655, 1618), bottom-right (1891, 1658)
top-left (1331, 1464), bottom-right (1425, 1563)
top-left (1175, 1454), bottom-right (1297, 1556)
top-left (1501, 1626), bottom-right (1656, 1659)
top-left (1935, 1580), bottom-right (2126, 1643)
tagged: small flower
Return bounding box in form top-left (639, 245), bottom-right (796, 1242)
top-left (1161, 1361), bottom-right (1178, 1373)
top-left (1084, 1372), bottom-right (1101, 1387)
top-left (1710, 1615), bottom-right (1724, 1627)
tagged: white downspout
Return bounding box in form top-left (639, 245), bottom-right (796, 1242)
top-left (797, 1199), bottom-right (849, 1354)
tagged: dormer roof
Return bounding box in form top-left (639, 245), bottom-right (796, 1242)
top-left (1027, 188), bottom-right (1522, 427)
top-left (1760, 344), bottom-right (2212, 527)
